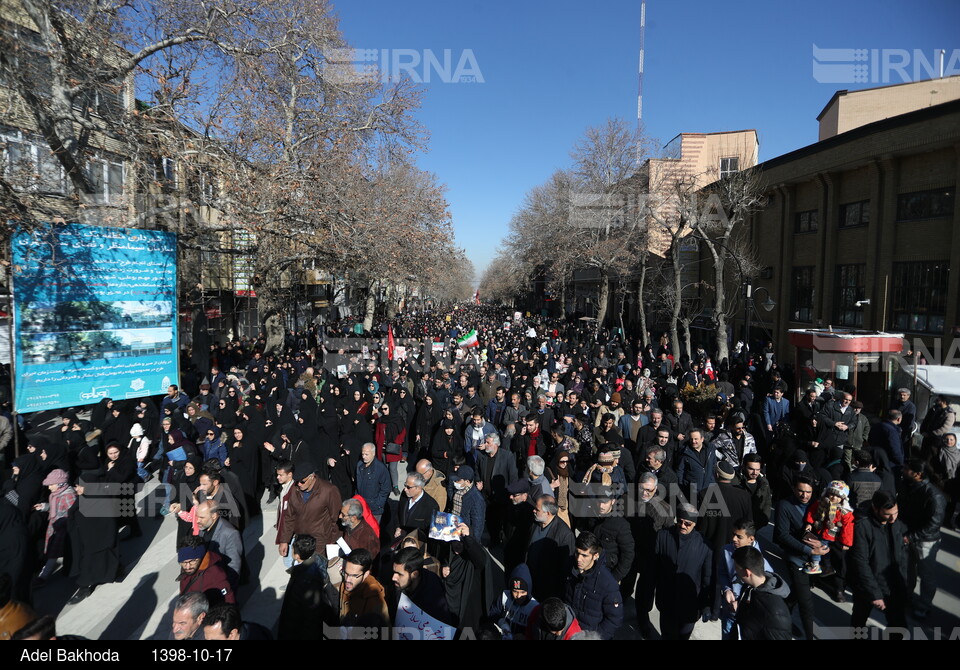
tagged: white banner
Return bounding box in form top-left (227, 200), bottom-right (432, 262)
top-left (394, 593), bottom-right (456, 640)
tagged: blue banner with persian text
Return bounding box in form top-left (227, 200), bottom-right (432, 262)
top-left (12, 223), bottom-right (178, 413)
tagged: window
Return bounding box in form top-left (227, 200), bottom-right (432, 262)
top-left (835, 264), bottom-right (865, 327)
top-left (891, 262), bottom-right (950, 334)
top-left (839, 200), bottom-right (869, 228)
top-left (0, 126), bottom-right (66, 194)
top-left (87, 154), bottom-right (125, 204)
top-left (897, 188), bottom-right (954, 222)
top-left (188, 167), bottom-right (218, 206)
top-left (719, 157), bottom-right (739, 179)
top-left (73, 83), bottom-right (125, 119)
top-left (790, 266), bottom-right (815, 323)
top-left (795, 209), bottom-right (818, 233)
top-left (0, 21), bottom-right (51, 96)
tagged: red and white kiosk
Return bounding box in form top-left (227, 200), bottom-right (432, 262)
top-left (789, 328), bottom-right (905, 410)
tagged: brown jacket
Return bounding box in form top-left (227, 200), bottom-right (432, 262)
top-left (424, 471), bottom-right (447, 511)
top-left (280, 477), bottom-right (342, 546)
top-left (343, 518), bottom-right (380, 559)
top-left (339, 575), bottom-right (389, 626)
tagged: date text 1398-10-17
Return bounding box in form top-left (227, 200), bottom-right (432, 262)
top-left (153, 649), bottom-right (234, 662)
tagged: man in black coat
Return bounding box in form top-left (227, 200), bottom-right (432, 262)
top-left (504, 479), bottom-right (535, 574)
top-left (637, 410), bottom-right (672, 461)
top-left (474, 432), bottom-right (518, 545)
top-left (277, 536), bottom-right (328, 639)
top-left (849, 490), bottom-right (909, 629)
top-left (629, 472), bottom-right (674, 638)
top-left (644, 503), bottom-right (713, 640)
top-left (525, 495), bottom-right (575, 602)
top-left (732, 546), bottom-right (792, 640)
top-left (583, 487), bottom-right (635, 588)
top-left (395, 472), bottom-right (440, 538)
top-left (737, 453), bottom-right (773, 531)
top-left (699, 462), bottom-right (753, 552)
top-left (665, 399), bottom-right (695, 448)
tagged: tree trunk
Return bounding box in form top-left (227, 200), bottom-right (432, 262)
top-left (385, 284), bottom-right (398, 320)
top-left (681, 318), bottom-right (693, 360)
top-left (670, 249), bottom-right (682, 361)
top-left (596, 272), bottom-right (610, 327)
top-left (637, 257), bottom-right (649, 348)
top-left (618, 287), bottom-right (625, 337)
top-left (560, 281), bottom-right (567, 319)
top-left (713, 253), bottom-right (730, 363)
top-left (362, 279), bottom-right (377, 332)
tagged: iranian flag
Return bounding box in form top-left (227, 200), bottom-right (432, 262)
top-left (457, 329), bottom-right (479, 349)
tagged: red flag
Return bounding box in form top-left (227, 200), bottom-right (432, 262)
top-left (387, 325), bottom-right (395, 361)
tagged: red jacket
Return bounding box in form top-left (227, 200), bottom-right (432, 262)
top-left (805, 500), bottom-right (855, 547)
top-left (375, 420), bottom-right (406, 464)
top-left (178, 550), bottom-right (236, 604)
top-left (525, 604), bottom-right (582, 640)
top-left (274, 483), bottom-right (294, 545)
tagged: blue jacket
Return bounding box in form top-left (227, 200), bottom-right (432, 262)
top-left (355, 459), bottom-right (391, 515)
top-left (762, 397), bottom-right (790, 427)
top-left (202, 437), bottom-right (228, 467)
top-left (869, 420), bottom-right (904, 466)
top-left (676, 445), bottom-right (717, 495)
top-left (564, 559), bottom-right (624, 639)
top-left (452, 485), bottom-right (486, 538)
top-left (774, 497), bottom-right (813, 568)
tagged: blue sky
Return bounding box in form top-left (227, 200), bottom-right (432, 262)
top-left (334, 0), bottom-right (959, 281)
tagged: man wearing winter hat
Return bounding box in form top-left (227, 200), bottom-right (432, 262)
top-left (645, 503), bottom-right (713, 640)
top-left (698, 461), bottom-right (754, 576)
top-left (489, 563), bottom-right (539, 639)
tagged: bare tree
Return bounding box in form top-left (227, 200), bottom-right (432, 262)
top-left (567, 118), bottom-right (649, 326)
top-left (692, 167), bottom-right (766, 362)
top-left (1, 0), bottom-right (457, 331)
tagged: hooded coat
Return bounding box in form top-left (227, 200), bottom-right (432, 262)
top-left (735, 571), bottom-right (792, 640)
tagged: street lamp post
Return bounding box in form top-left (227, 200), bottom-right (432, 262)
top-left (744, 281), bottom-right (776, 353)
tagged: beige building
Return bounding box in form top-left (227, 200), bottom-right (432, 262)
top-left (642, 130), bottom-right (759, 255)
top-left (817, 74), bottom-right (960, 140)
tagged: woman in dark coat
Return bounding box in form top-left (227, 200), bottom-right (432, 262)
top-left (414, 393), bottom-right (442, 463)
top-left (103, 403), bottom-right (137, 447)
top-left (103, 442), bottom-right (140, 537)
top-left (67, 470), bottom-right (121, 603)
top-left (38, 438), bottom-right (71, 477)
top-left (0, 499), bottom-right (31, 602)
top-left (374, 403), bottom-right (407, 493)
top-left (171, 456), bottom-right (202, 542)
top-left (431, 419), bottom-right (465, 481)
top-left (4, 454), bottom-right (45, 520)
top-left (227, 424), bottom-right (261, 518)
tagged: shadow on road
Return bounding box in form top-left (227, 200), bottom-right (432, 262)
top-left (99, 572), bottom-right (159, 640)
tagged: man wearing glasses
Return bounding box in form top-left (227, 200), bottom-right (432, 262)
top-left (322, 548), bottom-right (389, 630)
top-left (395, 472), bottom-right (439, 538)
top-left (630, 472), bottom-right (673, 639)
top-left (644, 503), bottom-right (712, 640)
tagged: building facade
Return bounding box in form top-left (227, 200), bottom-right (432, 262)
top-left (739, 91), bottom-right (959, 370)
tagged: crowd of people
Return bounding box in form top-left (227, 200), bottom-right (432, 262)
top-left (0, 303), bottom-right (957, 640)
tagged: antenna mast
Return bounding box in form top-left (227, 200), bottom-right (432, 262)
top-left (636, 0), bottom-right (647, 166)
